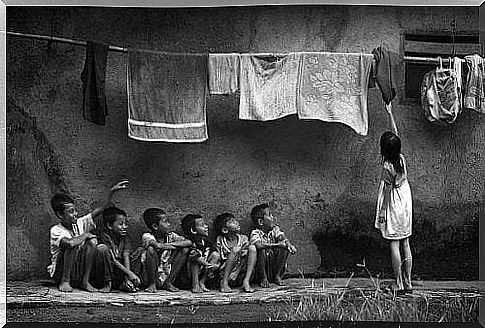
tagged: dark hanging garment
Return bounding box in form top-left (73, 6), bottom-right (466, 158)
top-left (81, 41), bottom-right (109, 125)
top-left (371, 47), bottom-right (396, 104)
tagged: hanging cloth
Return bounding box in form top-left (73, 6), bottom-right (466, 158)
top-left (371, 47), bottom-right (396, 105)
top-left (420, 57), bottom-right (461, 124)
top-left (239, 53), bottom-right (301, 121)
top-left (463, 54), bottom-right (485, 113)
top-left (81, 41), bottom-right (109, 125)
top-left (127, 49), bottom-right (209, 142)
top-left (208, 53), bottom-right (240, 94)
top-left (297, 52), bottom-right (373, 136)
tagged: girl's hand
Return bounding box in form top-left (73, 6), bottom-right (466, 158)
top-left (205, 263), bottom-right (219, 270)
top-left (288, 244), bottom-right (297, 254)
top-left (111, 180), bottom-right (130, 193)
top-left (127, 272), bottom-right (141, 286)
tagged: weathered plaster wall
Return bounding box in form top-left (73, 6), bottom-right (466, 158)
top-left (6, 6), bottom-right (482, 280)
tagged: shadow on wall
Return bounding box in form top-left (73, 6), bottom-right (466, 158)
top-left (7, 98), bottom-right (70, 280)
top-left (312, 199), bottom-right (479, 281)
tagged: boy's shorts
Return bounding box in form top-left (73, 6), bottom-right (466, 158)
top-left (220, 252), bottom-right (249, 287)
top-left (52, 244), bottom-right (90, 287)
top-left (254, 248), bottom-right (287, 282)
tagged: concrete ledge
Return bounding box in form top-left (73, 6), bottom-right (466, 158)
top-left (7, 278), bottom-right (485, 309)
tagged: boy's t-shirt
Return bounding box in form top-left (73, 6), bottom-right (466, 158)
top-left (216, 233), bottom-right (249, 261)
top-left (249, 225), bottom-right (285, 245)
top-left (47, 213), bottom-right (95, 277)
top-left (98, 230), bottom-right (133, 261)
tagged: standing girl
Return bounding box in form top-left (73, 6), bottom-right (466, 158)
top-left (375, 130), bottom-right (413, 295)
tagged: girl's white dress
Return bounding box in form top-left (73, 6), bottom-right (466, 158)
top-left (375, 154), bottom-right (412, 240)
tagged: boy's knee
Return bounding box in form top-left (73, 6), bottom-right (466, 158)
top-left (86, 238), bottom-right (98, 247)
top-left (146, 246), bottom-right (157, 256)
top-left (96, 244), bottom-right (110, 254)
top-left (248, 244), bottom-right (256, 253)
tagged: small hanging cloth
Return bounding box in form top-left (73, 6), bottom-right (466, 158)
top-left (371, 46), bottom-right (396, 105)
top-left (81, 41), bottom-right (109, 125)
top-left (420, 57), bottom-right (462, 124)
top-left (463, 54), bottom-right (485, 113)
top-left (208, 53), bottom-right (240, 94)
top-left (239, 53), bottom-right (301, 121)
top-left (297, 52), bottom-right (374, 136)
top-left (127, 49), bottom-right (209, 142)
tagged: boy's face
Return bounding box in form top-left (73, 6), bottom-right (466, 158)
top-left (261, 208), bottom-right (276, 231)
top-left (224, 217), bottom-right (241, 234)
top-left (193, 218), bottom-right (209, 237)
top-left (109, 215), bottom-right (128, 237)
top-left (58, 203), bottom-right (78, 226)
top-left (154, 214), bottom-right (172, 236)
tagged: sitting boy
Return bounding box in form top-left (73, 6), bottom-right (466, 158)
top-left (214, 213), bottom-right (257, 293)
top-left (47, 180), bottom-right (128, 292)
top-left (250, 203), bottom-right (297, 288)
top-left (131, 208), bottom-right (192, 292)
top-left (181, 214), bottom-right (220, 293)
top-left (94, 206), bottom-right (141, 292)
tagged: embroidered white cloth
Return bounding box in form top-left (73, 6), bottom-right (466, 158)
top-left (239, 53), bottom-right (301, 121)
top-left (297, 52), bottom-right (374, 135)
top-left (208, 53), bottom-right (240, 94)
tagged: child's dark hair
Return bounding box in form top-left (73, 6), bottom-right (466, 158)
top-left (181, 214), bottom-right (202, 237)
top-left (50, 193), bottom-right (75, 215)
top-left (142, 208), bottom-right (166, 229)
top-left (380, 131), bottom-right (404, 174)
top-left (103, 206), bottom-right (127, 229)
top-left (213, 213), bottom-right (235, 235)
top-left (250, 203), bottom-right (269, 226)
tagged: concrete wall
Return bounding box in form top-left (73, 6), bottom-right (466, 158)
top-left (6, 6), bottom-right (482, 280)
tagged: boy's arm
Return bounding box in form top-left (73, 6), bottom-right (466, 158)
top-left (59, 232), bottom-right (96, 248)
top-left (147, 239), bottom-right (177, 250)
top-left (90, 180), bottom-right (129, 218)
top-left (166, 240), bottom-right (193, 248)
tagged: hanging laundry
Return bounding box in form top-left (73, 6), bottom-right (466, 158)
top-left (420, 58), bottom-right (461, 124)
top-left (371, 47), bottom-right (396, 105)
top-left (127, 49), bottom-right (208, 142)
top-left (297, 52), bottom-right (374, 136)
top-left (208, 53), bottom-right (240, 94)
top-left (81, 41), bottom-right (109, 125)
top-left (463, 54), bottom-right (485, 113)
top-left (239, 53), bottom-right (301, 121)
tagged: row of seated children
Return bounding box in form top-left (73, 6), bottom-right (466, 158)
top-left (48, 181), bottom-right (297, 293)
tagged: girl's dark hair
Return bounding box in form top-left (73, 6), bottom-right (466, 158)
top-left (213, 213), bottom-right (235, 235)
top-left (103, 206), bottom-right (127, 228)
top-left (380, 131), bottom-right (404, 174)
top-left (181, 214), bottom-right (202, 237)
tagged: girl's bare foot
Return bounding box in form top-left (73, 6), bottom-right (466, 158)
top-left (192, 286), bottom-right (203, 293)
top-left (243, 282), bottom-right (254, 293)
top-left (58, 281), bottom-right (73, 292)
top-left (260, 278), bottom-right (270, 288)
top-left (220, 283), bottom-right (231, 293)
top-left (199, 282), bottom-right (210, 292)
top-left (274, 276), bottom-right (285, 286)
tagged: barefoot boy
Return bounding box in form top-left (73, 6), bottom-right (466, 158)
top-left (181, 214), bottom-right (220, 293)
top-left (95, 206), bottom-right (141, 292)
top-left (47, 180), bottom-right (128, 292)
top-left (131, 208), bottom-right (192, 292)
top-left (250, 203), bottom-right (297, 288)
top-left (214, 213), bottom-right (257, 293)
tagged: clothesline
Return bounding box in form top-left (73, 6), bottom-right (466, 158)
top-left (5, 30), bottom-right (467, 64)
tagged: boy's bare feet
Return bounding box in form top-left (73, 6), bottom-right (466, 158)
top-left (145, 283), bottom-right (157, 293)
top-left (81, 281), bottom-right (98, 292)
top-left (58, 281), bottom-right (74, 292)
top-left (100, 282), bottom-right (112, 293)
top-left (274, 276), bottom-right (285, 286)
top-left (220, 282), bottom-right (232, 293)
top-left (243, 282), bottom-right (254, 293)
top-left (162, 282), bottom-right (180, 292)
top-left (260, 278), bottom-right (270, 288)
top-left (199, 282), bottom-right (210, 292)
